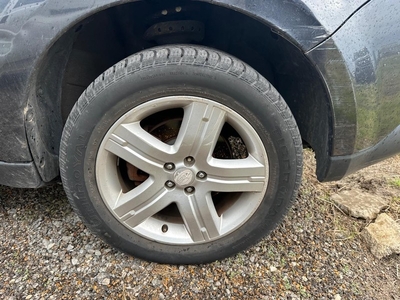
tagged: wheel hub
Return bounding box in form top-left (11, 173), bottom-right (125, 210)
top-left (174, 168), bottom-right (195, 187)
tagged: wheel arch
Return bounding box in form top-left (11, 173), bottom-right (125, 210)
top-left (28, 0), bottom-right (351, 183)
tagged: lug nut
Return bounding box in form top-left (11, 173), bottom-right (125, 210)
top-left (185, 156), bottom-right (195, 163)
top-left (164, 163), bottom-right (175, 171)
top-left (197, 171), bottom-right (207, 179)
top-left (165, 181), bottom-right (175, 188)
top-left (185, 186), bottom-right (195, 193)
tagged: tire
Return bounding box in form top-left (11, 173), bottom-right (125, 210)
top-left (60, 45), bottom-right (302, 264)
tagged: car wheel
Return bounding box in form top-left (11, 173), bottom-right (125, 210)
top-left (60, 45), bottom-right (302, 264)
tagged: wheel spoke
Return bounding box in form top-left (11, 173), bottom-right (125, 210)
top-left (177, 192), bottom-right (221, 242)
top-left (175, 102), bottom-right (226, 160)
top-left (204, 155), bottom-right (266, 193)
top-left (113, 180), bottom-right (172, 228)
top-left (104, 122), bottom-right (173, 173)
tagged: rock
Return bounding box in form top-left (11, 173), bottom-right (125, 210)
top-left (151, 278), bottom-right (162, 287)
top-left (285, 292), bottom-right (299, 299)
top-left (42, 239), bottom-right (50, 249)
top-left (334, 294), bottom-right (341, 300)
top-left (97, 273), bottom-right (111, 286)
top-left (362, 213), bottom-right (400, 258)
top-left (52, 221), bottom-right (62, 228)
top-left (331, 190), bottom-right (388, 219)
top-left (71, 258), bottom-right (79, 265)
top-left (270, 266), bottom-right (277, 272)
top-left (61, 236), bottom-right (72, 242)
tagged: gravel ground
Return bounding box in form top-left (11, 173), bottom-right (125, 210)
top-left (0, 151), bottom-right (399, 299)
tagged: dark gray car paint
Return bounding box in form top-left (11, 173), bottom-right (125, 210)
top-left (1, 0), bottom-right (400, 188)
top-left (308, 0), bottom-right (400, 180)
top-left (198, 0), bottom-right (368, 51)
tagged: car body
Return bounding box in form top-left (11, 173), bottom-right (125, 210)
top-left (0, 0), bottom-right (399, 263)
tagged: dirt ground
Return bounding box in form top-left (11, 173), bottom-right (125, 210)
top-left (300, 150), bottom-right (400, 299)
top-left (0, 151), bottom-right (399, 299)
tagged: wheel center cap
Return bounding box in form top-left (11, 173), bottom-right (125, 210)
top-left (174, 169), bottom-right (194, 186)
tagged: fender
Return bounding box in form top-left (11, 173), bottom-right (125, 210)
top-left (308, 0), bottom-right (400, 180)
top-left (200, 0), bottom-right (367, 51)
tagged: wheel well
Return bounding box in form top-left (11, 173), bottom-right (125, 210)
top-left (37, 0), bottom-right (332, 180)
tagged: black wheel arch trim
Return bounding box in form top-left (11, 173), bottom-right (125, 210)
top-left (319, 125), bottom-right (400, 182)
top-left (0, 161), bottom-right (44, 188)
